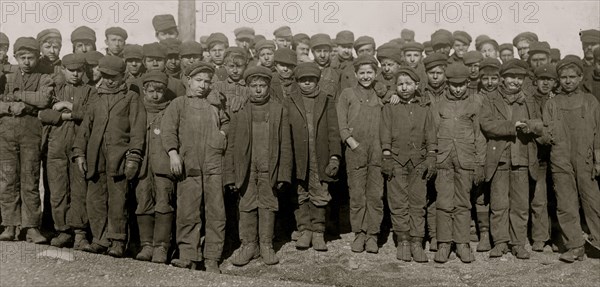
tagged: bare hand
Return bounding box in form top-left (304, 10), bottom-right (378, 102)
top-left (53, 101), bottom-right (73, 112)
top-left (169, 152), bottom-right (183, 177)
top-left (389, 94), bottom-right (401, 105)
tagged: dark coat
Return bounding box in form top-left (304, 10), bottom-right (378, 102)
top-left (480, 90), bottom-right (541, 181)
top-left (286, 86), bottom-right (342, 182)
top-left (223, 98), bottom-right (292, 188)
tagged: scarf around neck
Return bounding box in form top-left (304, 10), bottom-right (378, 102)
top-left (498, 83), bottom-right (526, 105)
top-left (143, 97), bottom-right (170, 113)
top-left (97, 81), bottom-right (128, 95)
top-left (300, 86), bottom-right (320, 98)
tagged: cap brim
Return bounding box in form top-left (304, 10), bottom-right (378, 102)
top-left (335, 40), bottom-right (353, 45)
top-left (297, 73), bottom-right (320, 79)
top-left (64, 64), bottom-right (85, 70)
top-left (236, 34), bottom-right (255, 41)
top-left (275, 59), bottom-right (297, 66)
top-left (502, 68), bottom-right (527, 75)
top-left (535, 72), bottom-right (556, 79)
top-left (448, 77), bottom-right (468, 83)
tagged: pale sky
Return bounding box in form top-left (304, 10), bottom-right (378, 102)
top-left (0, 0), bottom-right (598, 60)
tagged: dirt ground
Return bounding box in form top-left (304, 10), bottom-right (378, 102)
top-left (1, 233), bottom-right (599, 287)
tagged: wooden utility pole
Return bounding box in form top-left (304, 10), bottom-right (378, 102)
top-left (178, 0), bottom-right (196, 42)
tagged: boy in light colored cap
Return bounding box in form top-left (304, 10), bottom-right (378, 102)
top-left (37, 28), bottom-right (63, 77)
top-left (310, 34), bottom-right (341, 98)
top-left (450, 31), bottom-right (471, 63)
top-left (207, 32), bottom-right (230, 81)
top-left (153, 14), bottom-right (179, 41)
top-left (354, 36), bottom-right (376, 57)
top-left (512, 32), bottom-right (538, 61)
top-left (71, 26), bottom-right (96, 54)
top-left (273, 26), bottom-right (293, 49)
top-left (104, 27), bottom-right (128, 58)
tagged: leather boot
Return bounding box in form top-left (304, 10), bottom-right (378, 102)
top-left (477, 228), bottom-right (491, 252)
top-left (410, 237), bottom-right (428, 263)
top-left (456, 243), bottom-right (475, 263)
top-left (489, 242), bottom-right (509, 258)
top-left (0, 226), bottom-right (16, 241)
top-left (396, 232), bottom-right (411, 262)
top-left (259, 208), bottom-right (279, 265)
top-left (511, 245), bottom-right (530, 259)
top-left (152, 213), bottom-right (173, 263)
top-left (310, 202), bottom-right (327, 252)
top-left (26, 228), bottom-right (47, 244)
top-left (136, 215), bottom-right (155, 261)
top-left (365, 234), bottom-right (379, 253)
top-left (295, 202), bottom-right (312, 250)
top-left (434, 242), bottom-right (451, 263)
top-left (231, 210), bottom-right (259, 266)
top-left (50, 232), bottom-right (73, 247)
top-left (559, 246), bottom-right (585, 263)
top-left (82, 242), bottom-right (108, 254)
top-left (108, 240), bottom-right (125, 258)
top-left (73, 230), bottom-right (90, 250)
top-left (351, 232), bottom-right (366, 253)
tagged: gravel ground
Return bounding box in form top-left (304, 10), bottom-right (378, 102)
top-left (1, 233), bottom-right (599, 287)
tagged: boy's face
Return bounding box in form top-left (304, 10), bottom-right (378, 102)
top-left (468, 62), bottom-right (480, 79)
top-left (180, 54), bottom-right (202, 71)
top-left (209, 43), bottom-right (226, 65)
top-left (105, 35), bottom-right (125, 55)
top-left (225, 61), bottom-right (246, 81)
top-left (275, 62), bottom-right (295, 79)
top-left (535, 76), bottom-right (556, 95)
top-left (356, 44), bottom-right (375, 57)
top-left (529, 53), bottom-right (549, 69)
top-left (516, 40), bottom-right (530, 61)
top-left (559, 68), bottom-right (583, 93)
top-left (258, 48), bottom-right (274, 68)
top-left (355, 64), bottom-right (376, 88)
top-left (144, 84), bottom-right (166, 102)
top-left (73, 40), bottom-right (95, 54)
top-left (156, 29), bottom-right (178, 41)
top-left (296, 42), bottom-right (310, 58)
top-left (380, 58), bottom-right (400, 80)
top-left (15, 51), bottom-right (39, 73)
top-left (41, 41), bottom-right (61, 62)
top-left (480, 74), bottom-right (500, 92)
top-left (62, 67), bottom-right (84, 85)
top-left (101, 72), bottom-right (124, 89)
top-left (500, 50), bottom-right (514, 63)
top-left (312, 46), bottom-right (331, 67)
top-left (337, 44), bottom-right (353, 60)
top-left (166, 55), bottom-right (181, 71)
top-left (426, 65), bottom-right (446, 88)
top-left (187, 72), bottom-right (213, 97)
top-left (248, 77), bottom-right (269, 101)
top-left (297, 76), bottom-right (318, 93)
top-left (480, 43), bottom-right (498, 59)
top-left (0, 44), bottom-right (8, 60)
top-left (396, 74), bottom-right (418, 99)
top-left (125, 58), bottom-right (143, 75)
top-left (144, 57), bottom-right (166, 72)
top-left (404, 51), bottom-right (422, 68)
top-left (275, 37), bottom-right (291, 49)
top-left (452, 40), bottom-right (468, 58)
top-left (502, 74), bottom-right (525, 93)
top-left (448, 81), bottom-right (468, 97)
top-left (433, 44), bottom-right (451, 56)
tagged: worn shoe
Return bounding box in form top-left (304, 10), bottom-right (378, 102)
top-left (532, 241), bottom-right (545, 252)
top-left (351, 232), bottom-right (366, 253)
top-left (171, 258), bottom-right (193, 269)
top-left (397, 241), bottom-right (412, 262)
top-left (136, 245), bottom-right (154, 261)
top-left (456, 243), bottom-right (475, 263)
top-left (152, 246), bottom-right (169, 263)
top-left (260, 244), bottom-right (279, 265)
top-left (476, 231), bottom-right (491, 252)
top-left (365, 235), bottom-right (379, 253)
top-left (291, 230), bottom-right (301, 241)
top-left (410, 241), bottom-right (429, 263)
top-left (434, 242), bottom-right (451, 263)
top-left (50, 232), bottom-right (73, 247)
top-left (489, 243), bottom-right (509, 258)
top-left (82, 242), bottom-right (108, 254)
top-left (26, 228), bottom-right (47, 244)
top-left (312, 232), bottom-right (327, 252)
top-left (204, 259), bottom-right (220, 274)
top-left (511, 245), bottom-right (530, 259)
top-left (559, 246), bottom-right (585, 263)
top-left (108, 241), bottom-right (125, 258)
top-left (0, 226), bottom-right (16, 241)
top-left (231, 243), bottom-right (259, 266)
top-left (296, 230), bottom-right (312, 250)
top-left (429, 237), bottom-right (438, 252)
top-left (73, 232), bottom-right (90, 251)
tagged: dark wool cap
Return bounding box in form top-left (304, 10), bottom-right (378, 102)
top-left (185, 61), bottom-right (215, 77)
top-left (244, 66), bottom-right (273, 82)
top-left (37, 29), bottom-right (62, 44)
top-left (179, 41), bottom-right (203, 56)
top-left (479, 57), bottom-right (501, 71)
top-left (143, 43), bottom-right (167, 58)
top-left (71, 26), bottom-right (96, 43)
top-left (396, 66), bottom-right (420, 82)
top-left (152, 14), bottom-right (177, 32)
top-left (310, 33), bottom-right (333, 49)
top-left (98, 55), bottom-right (125, 75)
top-left (512, 32), bottom-right (538, 47)
top-left (431, 29), bottom-right (453, 47)
top-left (550, 48), bottom-right (561, 62)
top-left (14, 37), bottom-right (39, 54)
top-left (255, 40), bottom-right (276, 52)
top-left (579, 29), bottom-right (600, 43)
top-left (295, 62), bottom-right (321, 79)
top-left (62, 53), bottom-right (86, 70)
top-left (401, 29), bottom-right (415, 41)
top-left (207, 33), bottom-right (229, 49)
top-left (499, 43), bottom-right (514, 53)
top-left (105, 27), bottom-right (128, 40)
top-left (335, 30), bottom-right (354, 45)
top-left (160, 38), bottom-right (182, 55)
top-left (453, 31), bottom-right (472, 45)
top-left (353, 54), bottom-right (378, 69)
top-left (403, 42), bottom-right (424, 53)
top-left (123, 44), bottom-right (143, 60)
top-left (528, 41), bottom-right (551, 55)
top-left (293, 33), bottom-right (310, 45)
top-left (354, 36), bottom-right (376, 50)
top-left (423, 53), bottom-right (448, 70)
top-left (500, 59), bottom-right (529, 75)
top-left (84, 51), bottom-right (104, 65)
top-left (376, 42), bottom-right (403, 64)
top-left (143, 70), bottom-right (168, 85)
top-left (463, 51), bottom-right (483, 65)
top-left (274, 48), bottom-right (297, 66)
top-left (534, 64), bottom-right (557, 79)
top-left (273, 26), bottom-right (292, 38)
top-left (234, 27), bottom-right (255, 40)
top-left (556, 55), bottom-right (583, 73)
top-left (445, 63), bottom-right (470, 83)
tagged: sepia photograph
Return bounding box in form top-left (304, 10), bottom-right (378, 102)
top-left (0, 0), bottom-right (599, 286)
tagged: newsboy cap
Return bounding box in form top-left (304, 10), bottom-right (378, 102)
top-left (335, 30), bottom-right (355, 45)
top-left (143, 70), bottom-right (169, 85)
top-left (84, 51), bottom-right (104, 65)
top-left (273, 26), bottom-right (292, 38)
top-left (403, 41), bottom-right (424, 53)
top-left (185, 61), bottom-right (215, 77)
top-left (354, 36), bottom-right (376, 50)
top-left (143, 43), bottom-right (167, 59)
top-left (512, 32), bottom-right (538, 47)
top-left (499, 43), bottom-right (514, 53)
top-left (579, 29), bottom-right (600, 43)
top-left (36, 29), bottom-right (62, 44)
top-left (310, 34), bottom-right (333, 49)
top-left (179, 41), bottom-right (203, 56)
top-left (71, 26), bottom-right (96, 43)
top-left (396, 66), bottom-right (420, 82)
top-left (556, 55), bottom-right (583, 73)
top-left (376, 42), bottom-right (403, 64)
top-left (98, 55), bottom-right (126, 75)
top-left (293, 33), bottom-right (310, 45)
top-left (152, 14), bottom-right (177, 32)
top-left (207, 33), bottom-right (229, 49)
top-left (105, 27), bottom-right (128, 40)
top-left (160, 38), bottom-right (182, 55)
top-left (14, 37), bottom-right (39, 54)
top-left (500, 59), bottom-right (529, 75)
top-left (123, 44), bottom-right (143, 60)
top-left (453, 31), bottom-right (472, 45)
top-left (62, 53), bottom-right (86, 70)
top-left (255, 40), bottom-right (276, 52)
top-left (234, 27), bottom-right (255, 41)
top-left (353, 54), bottom-right (378, 69)
top-left (274, 48), bottom-right (297, 66)
top-left (463, 51), bottom-right (483, 65)
top-left (528, 41), bottom-right (551, 55)
top-left (479, 57), bottom-right (501, 75)
top-left (0, 32), bottom-right (9, 46)
top-left (534, 64), bottom-right (557, 79)
top-left (445, 63), bottom-right (470, 83)
top-left (244, 66), bottom-right (273, 82)
top-left (295, 62), bottom-right (321, 79)
top-left (423, 53), bottom-right (448, 70)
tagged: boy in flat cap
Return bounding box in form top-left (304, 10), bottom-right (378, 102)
top-left (449, 31), bottom-right (471, 64)
top-left (499, 44), bottom-right (515, 64)
top-left (224, 66), bottom-right (292, 266)
top-left (375, 42), bottom-right (404, 104)
top-left (138, 42), bottom-right (186, 98)
top-left (354, 36), bottom-right (376, 57)
top-left (273, 26), bottom-right (292, 49)
top-left (272, 48), bottom-right (298, 101)
top-left (288, 62), bottom-right (341, 251)
top-left (72, 55), bottom-right (146, 257)
top-left (403, 42), bottom-right (427, 88)
top-left (38, 53), bottom-right (97, 248)
top-left (513, 32), bottom-right (538, 62)
top-left (83, 51), bottom-right (104, 87)
top-left (464, 51), bottom-right (483, 97)
top-left (0, 37), bottom-right (55, 243)
top-left (476, 36), bottom-right (499, 60)
top-left (255, 40), bottom-right (276, 72)
top-left (310, 34), bottom-right (341, 98)
top-left (542, 56), bottom-right (600, 261)
top-left (337, 55), bottom-right (384, 253)
top-left (333, 31), bottom-right (356, 89)
top-left (207, 33), bottom-right (230, 82)
top-left (423, 41), bottom-right (434, 57)
top-left (579, 29), bottom-right (600, 76)
top-left (380, 66), bottom-right (436, 262)
top-left (123, 44), bottom-right (145, 86)
top-left (480, 59), bottom-right (543, 260)
top-left (433, 63), bottom-right (485, 263)
top-left (133, 71), bottom-right (176, 264)
top-left (293, 33), bottom-right (311, 63)
top-left (528, 42), bottom-right (551, 70)
top-left (71, 26), bottom-right (97, 54)
top-left (161, 62), bottom-right (228, 273)
top-left (161, 38), bottom-right (182, 79)
top-left (179, 41), bottom-right (204, 80)
top-left (37, 29), bottom-right (63, 78)
top-left (105, 27), bottom-right (128, 58)
top-left (234, 27), bottom-right (255, 55)
top-left (430, 30), bottom-right (453, 57)
top-left (153, 14), bottom-right (179, 41)
top-left (210, 47), bottom-right (250, 113)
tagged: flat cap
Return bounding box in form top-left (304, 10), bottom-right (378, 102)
top-left (499, 43), bottom-right (513, 53)
top-left (62, 53), bottom-right (86, 70)
top-left (123, 44), bottom-right (143, 60)
top-left (224, 46), bottom-right (248, 61)
top-left (152, 14), bottom-right (177, 32)
top-left (0, 32), bottom-right (9, 45)
top-left (453, 31), bottom-right (472, 45)
top-left (105, 27), bottom-right (128, 40)
top-left (353, 54), bottom-right (378, 69)
top-left (445, 63), bottom-right (470, 83)
top-left (528, 41), bottom-right (551, 55)
top-left (396, 66), bottom-right (420, 82)
top-left (512, 32), bottom-right (538, 47)
top-left (179, 41), bottom-right (203, 56)
top-left (199, 35), bottom-right (209, 45)
top-left (143, 42), bottom-right (167, 58)
top-left (335, 30), bottom-right (355, 45)
top-left (234, 27), bottom-right (255, 40)
top-left (185, 61), bottom-right (215, 77)
top-left (354, 36), bottom-right (376, 50)
top-left (84, 51), bottom-right (104, 65)
top-left (479, 57), bottom-right (501, 73)
top-left (36, 29), bottom-right (62, 44)
top-left (273, 26), bottom-right (292, 38)
top-left (293, 33), bottom-right (310, 45)
top-left (14, 37), bottom-right (39, 54)
top-left (143, 70), bottom-right (168, 85)
top-left (463, 51), bottom-right (483, 65)
top-left (98, 55), bottom-right (125, 75)
top-left (556, 55), bottom-right (583, 73)
top-left (475, 35), bottom-right (498, 51)
top-left (310, 33), bottom-right (333, 49)
top-left (295, 62), bottom-right (321, 79)
top-left (253, 35), bottom-right (266, 45)
top-left (401, 29), bottom-right (415, 41)
top-left (423, 41), bottom-right (432, 51)
top-left (244, 66), bottom-right (273, 82)
top-left (550, 48), bottom-right (561, 62)
top-left (500, 59), bottom-right (529, 75)
top-left (423, 53), bottom-right (448, 70)
top-left (403, 41), bottom-right (424, 53)
top-left (255, 40), bottom-right (276, 52)
top-left (160, 38), bottom-right (182, 55)
top-left (71, 26), bottom-right (96, 43)
top-left (579, 29), bottom-right (600, 43)
top-left (376, 42), bottom-right (403, 64)
top-left (274, 48), bottom-right (297, 66)
top-left (207, 32), bottom-right (229, 49)
top-left (534, 64), bottom-right (557, 79)
top-left (431, 33), bottom-right (453, 48)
